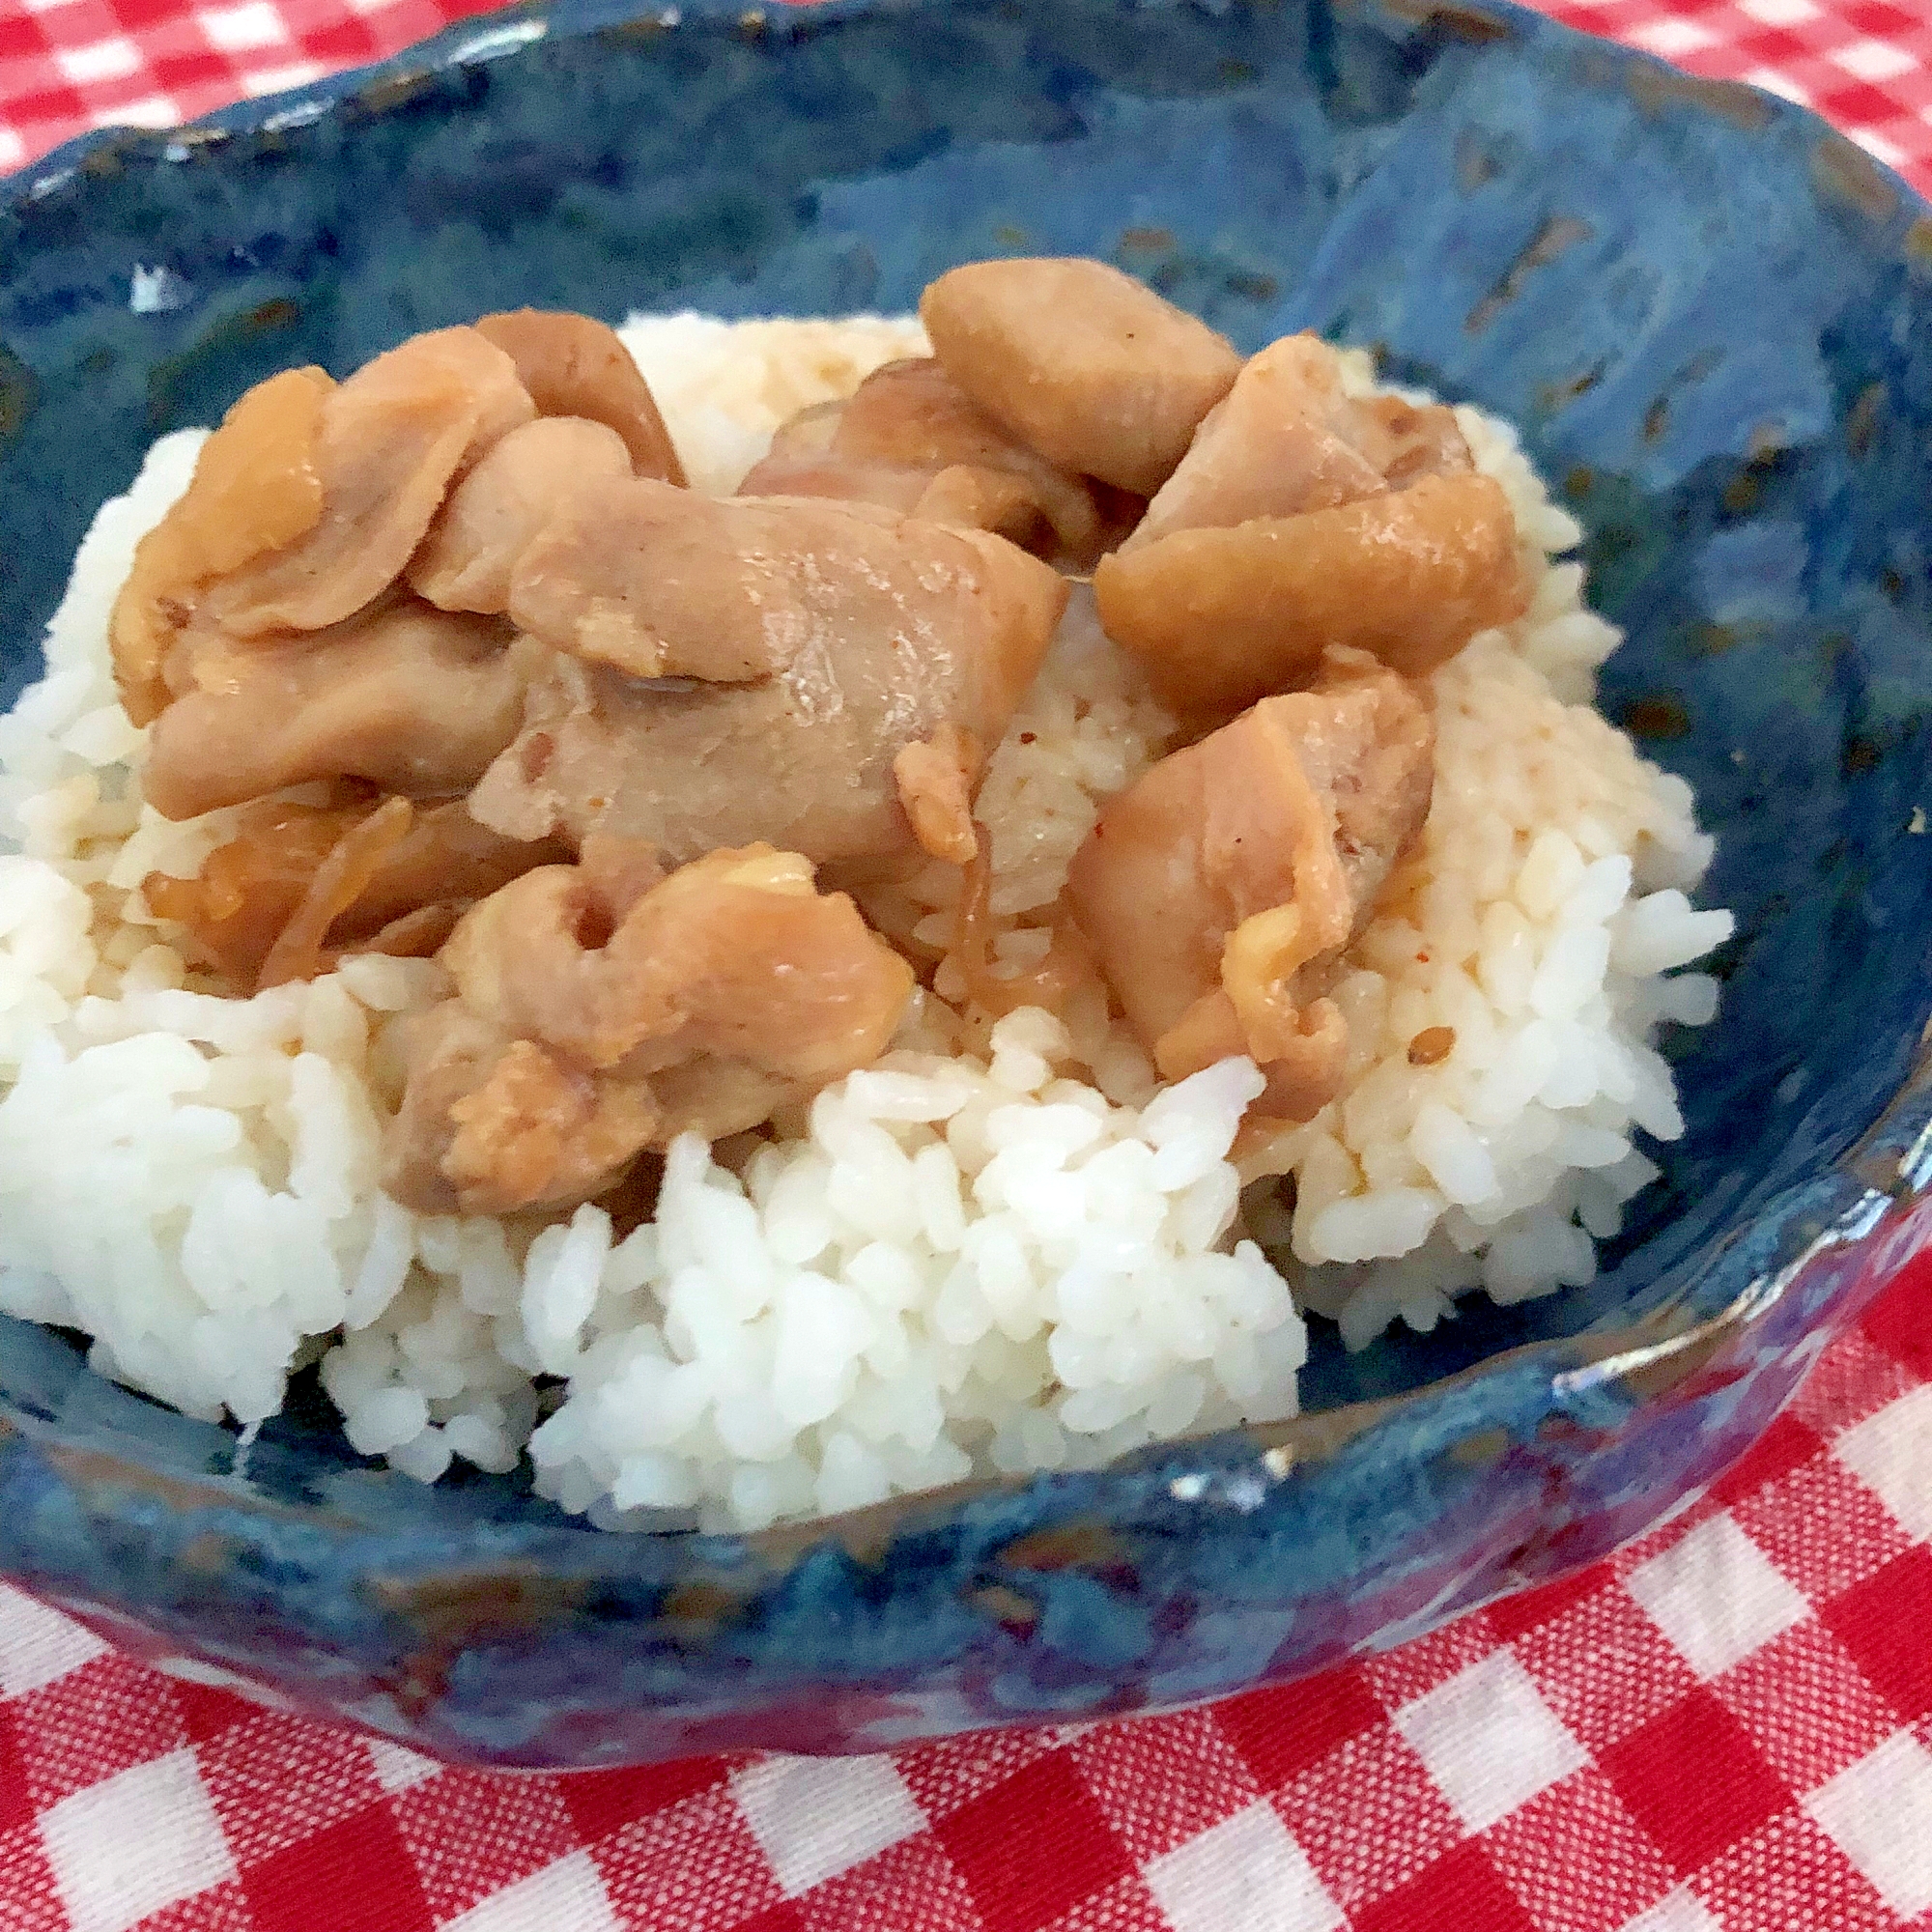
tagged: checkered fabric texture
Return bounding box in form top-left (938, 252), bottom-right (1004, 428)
top-left (4, 0), bottom-right (1932, 189)
top-left (0, 1262), bottom-right (1927, 1932)
top-left (4, 1), bottom-right (1932, 1927)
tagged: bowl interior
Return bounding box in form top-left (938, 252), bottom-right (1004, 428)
top-left (3, 0), bottom-right (1931, 1508)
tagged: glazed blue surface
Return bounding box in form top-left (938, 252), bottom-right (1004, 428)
top-left (3, 0), bottom-right (1931, 1765)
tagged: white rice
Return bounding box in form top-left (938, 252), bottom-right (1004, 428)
top-left (0, 313), bottom-right (1731, 1531)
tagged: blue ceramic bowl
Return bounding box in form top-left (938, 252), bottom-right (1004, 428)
top-left (3, 0), bottom-right (1931, 1770)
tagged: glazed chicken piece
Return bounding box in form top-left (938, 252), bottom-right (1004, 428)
top-left (200, 328), bottom-right (535, 639)
top-left (891, 723), bottom-right (982, 867)
top-left (408, 417), bottom-right (635, 614)
top-left (469, 482), bottom-right (1066, 869)
top-left (1124, 333), bottom-right (1471, 548)
top-left (143, 603), bottom-right (532, 821)
top-left (113, 327), bottom-right (532, 735)
top-left (1066, 650), bottom-right (1434, 1122)
top-left (111, 368), bottom-right (333, 725)
top-left (383, 845), bottom-right (915, 1215)
top-left (1095, 333), bottom-right (1527, 718)
top-left (473, 308), bottom-right (685, 485)
top-left (920, 259), bottom-right (1242, 497)
top-left (739, 398), bottom-right (923, 508)
top-left (739, 357), bottom-right (1127, 569)
top-left (1095, 475), bottom-right (1527, 721)
top-left (143, 794), bottom-right (567, 990)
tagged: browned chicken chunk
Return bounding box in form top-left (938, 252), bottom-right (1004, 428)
top-left (469, 487), bottom-right (1066, 868)
top-left (1095, 333), bottom-right (1525, 717)
top-left (740, 357), bottom-right (1123, 568)
top-left (200, 327), bottom-right (535, 639)
top-left (1066, 650), bottom-right (1433, 1122)
top-left (920, 259), bottom-right (1242, 497)
top-left (384, 1007), bottom-right (663, 1221)
top-left (409, 416), bottom-right (635, 614)
top-left (111, 368), bottom-right (333, 726)
top-left (1124, 333), bottom-right (1470, 548)
top-left (1094, 471), bottom-right (1528, 720)
top-left (474, 308), bottom-right (685, 484)
top-left (893, 723), bottom-right (982, 867)
top-left (116, 326), bottom-right (531, 752)
top-left (383, 845), bottom-right (915, 1214)
top-left (143, 603), bottom-right (531, 820)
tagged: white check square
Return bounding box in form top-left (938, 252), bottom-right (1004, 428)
top-left (0, 1590), bottom-right (105, 1697)
top-left (366, 1737), bottom-right (441, 1794)
top-left (1837, 1383), bottom-right (1932, 1540)
top-left (242, 62), bottom-right (326, 98)
top-left (56, 38), bottom-right (143, 84)
top-left (1392, 1650), bottom-right (1587, 1833)
top-left (732, 1755), bottom-right (924, 1897)
top-left (1804, 1732), bottom-right (1932, 1919)
top-left (1619, 1888), bottom-right (1723, 1932)
top-left (446, 1851), bottom-right (619, 1932)
top-left (200, 1), bottom-right (288, 51)
top-left (90, 97), bottom-right (181, 130)
top-left (1746, 67), bottom-right (1812, 105)
top-left (1146, 1803), bottom-right (1343, 1932)
top-left (1853, 128), bottom-right (1909, 168)
top-left (1832, 39), bottom-right (1918, 84)
top-left (42, 1749), bottom-right (237, 1932)
top-left (1629, 18), bottom-right (1719, 58)
top-left (1624, 1514), bottom-right (1807, 1679)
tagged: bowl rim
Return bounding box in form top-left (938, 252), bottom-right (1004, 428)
top-left (3, 0), bottom-right (1932, 1575)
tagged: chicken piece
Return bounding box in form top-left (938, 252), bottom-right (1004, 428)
top-left (111, 368), bottom-right (333, 725)
top-left (742, 358), bottom-right (1119, 567)
top-left (471, 488), bottom-right (1066, 867)
top-left (920, 259), bottom-right (1242, 497)
top-left (911, 467), bottom-right (1051, 552)
top-left (384, 1007), bottom-right (663, 1218)
top-left (143, 603), bottom-right (529, 820)
top-left (474, 308), bottom-right (685, 484)
top-left (442, 845), bottom-right (912, 1075)
top-left (1066, 650), bottom-right (1433, 1122)
top-left (1352, 395), bottom-right (1474, 488)
top-left (383, 845), bottom-right (914, 1214)
top-left (1125, 334), bottom-right (1472, 549)
top-left (508, 475), bottom-right (829, 685)
top-left (1097, 334), bottom-right (1519, 716)
top-left (1128, 337), bottom-right (1381, 548)
top-left (347, 804), bottom-right (568, 938)
top-left (1093, 471), bottom-right (1528, 720)
top-left (143, 793), bottom-right (566, 990)
top-left (894, 724), bottom-right (982, 866)
top-left (575, 831), bottom-right (668, 915)
top-left (408, 417), bottom-right (634, 614)
top-left (144, 796), bottom-right (368, 985)
top-left (201, 327), bottom-right (534, 639)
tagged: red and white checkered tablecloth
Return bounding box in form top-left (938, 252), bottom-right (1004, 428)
top-left (0, 1269), bottom-right (1926, 1932)
top-left (3, 0), bottom-right (1932, 189)
top-left (4, 2), bottom-right (1932, 1928)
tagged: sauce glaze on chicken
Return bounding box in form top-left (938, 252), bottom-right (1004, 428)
top-left (115, 266), bottom-right (1527, 1217)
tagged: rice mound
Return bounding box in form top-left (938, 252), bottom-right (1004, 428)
top-left (0, 313), bottom-right (1730, 1531)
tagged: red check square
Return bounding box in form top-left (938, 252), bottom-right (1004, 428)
top-left (1599, 1686), bottom-right (1792, 1876)
top-left (240, 1803), bottom-right (427, 1932)
top-left (936, 1751), bottom-right (1130, 1932)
